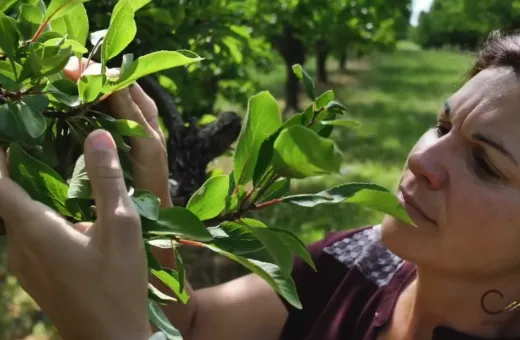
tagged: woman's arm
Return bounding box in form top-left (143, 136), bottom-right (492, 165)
top-left (153, 248), bottom-right (289, 340)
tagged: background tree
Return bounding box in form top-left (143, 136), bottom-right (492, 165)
top-left (415, 0), bottom-right (520, 50)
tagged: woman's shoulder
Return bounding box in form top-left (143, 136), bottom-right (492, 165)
top-left (321, 224), bottom-right (405, 286)
top-left (279, 225), bottom-right (416, 340)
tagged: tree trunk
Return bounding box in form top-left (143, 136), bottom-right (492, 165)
top-left (316, 39), bottom-right (329, 84)
top-left (285, 66), bottom-right (300, 113)
top-left (137, 76), bottom-right (242, 206)
top-left (275, 25), bottom-right (306, 113)
top-left (339, 49), bottom-right (348, 71)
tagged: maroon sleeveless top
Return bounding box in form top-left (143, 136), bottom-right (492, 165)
top-left (279, 225), bottom-right (520, 340)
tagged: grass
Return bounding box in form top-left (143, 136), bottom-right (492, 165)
top-left (215, 43), bottom-right (475, 244)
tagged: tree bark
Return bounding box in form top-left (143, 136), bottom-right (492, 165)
top-left (137, 76), bottom-right (242, 206)
top-left (274, 25), bottom-right (306, 113)
top-left (339, 48), bottom-right (348, 71)
top-left (316, 39), bottom-right (329, 84)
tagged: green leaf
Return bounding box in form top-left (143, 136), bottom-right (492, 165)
top-left (314, 110), bottom-right (336, 138)
top-left (8, 143), bottom-right (70, 216)
top-left (239, 219), bottom-right (292, 276)
top-left (67, 154), bottom-right (90, 199)
top-left (292, 64), bottom-right (303, 79)
top-left (315, 90), bottom-right (334, 110)
top-left (78, 74), bottom-right (104, 103)
top-left (150, 268), bottom-right (189, 304)
top-left (149, 283), bottom-right (177, 304)
top-left (186, 175), bottom-right (229, 220)
top-left (148, 301), bottom-right (184, 340)
top-left (112, 0), bottom-right (151, 21)
top-left (262, 227), bottom-right (316, 271)
top-left (107, 50), bottom-right (203, 92)
top-left (131, 0), bottom-right (152, 12)
top-left (0, 60), bottom-right (22, 91)
top-left (320, 119), bottom-right (360, 129)
top-left (234, 91), bottom-right (282, 186)
top-left (272, 125), bottom-right (343, 179)
top-left (43, 38), bottom-right (88, 54)
top-left (45, 0), bottom-right (89, 21)
top-left (132, 189), bottom-right (160, 220)
top-left (292, 64), bottom-right (315, 100)
top-left (120, 53), bottom-right (134, 76)
top-left (29, 43), bottom-right (73, 76)
top-left (326, 101), bottom-right (348, 114)
top-left (96, 115), bottom-right (148, 137)
top-left (142, 207), bottom-right (213, 242)
top-left (144, 243), bottom-right (162, 271)
top-left (41, 124), bottom-right (58, 167)
top-left (205, 244), bottom-right (302, 309)
top-left (50, 3), bottom-right (89, 46)
top-left (174, 247), bottom-right (185, 294)
top-left (110, 131), bottom-right (131, 153)
top-left (252, 129), bottom-right (281, 187)
top-left (258, 178), bottom-right (291, 203)
top-left (34, 31), bottom-right (63, 43)
top-left (239, 218), bottom-right (315, 274)
top-left (102, 0), bottom-right (136, 67)
top-left (222, 36), bottom-right (243, 63)
top-left (66, 154), bottom-right (91, 220)
top-left (0, 13), bottom-right (20, 63)
top-left (208, 221), bottom-right (264, 255)
top-left (18, 4), bottom-right (44, 40)
top-left (46, 78), bottom-right (80, 107)
top-left (0, 104), bottom-right (22, 141)
top-left (283, 183), bottom-right (415, 226)
top-left (145, 244), bottom-right (161, 270)
top-left (11, 97), bottom-right (48, 139)
top-left (0, 0), bottom-right (17, 12)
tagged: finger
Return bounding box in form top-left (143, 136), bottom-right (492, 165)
top-left (84, 129), bottom-right (132, 221)
top-left (106, 87), bottom-right (165, 149)
top-left (63, 57), bottom-right (119, 82)
top-left (63, 57), bottom-right (91, 82)
top-left (81, 63), bottom-right (120, 79)
top-left (129, 84), bottom-right (161, 133)
top-left (74, 222), bottom-right (94, 235)
top-left (107, 86), bottom-right (149, 126)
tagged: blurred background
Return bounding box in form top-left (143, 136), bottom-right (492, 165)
top-left (1, 0), bottom-right (518, 338)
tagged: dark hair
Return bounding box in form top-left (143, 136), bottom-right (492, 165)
top-left (468, 30), bottom-right (520, 79)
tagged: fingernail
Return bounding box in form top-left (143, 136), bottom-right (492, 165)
top-left (88, 130), bottom-right (115, 151)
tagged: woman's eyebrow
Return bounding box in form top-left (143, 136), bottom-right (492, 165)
top-left (444, 100), bottom-right (451, 117)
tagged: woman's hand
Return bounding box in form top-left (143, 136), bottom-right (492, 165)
top-left (3, 130), bottom-right (152, 340)
top-left (63, 58), bottom-right (172, 208)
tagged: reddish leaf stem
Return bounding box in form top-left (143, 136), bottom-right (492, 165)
top-left (253, 198), bottom-right (282, 210)
top-left (177, 239), bottom-right (205, 248)
top-left (30, 3), bottom-right (70, 42)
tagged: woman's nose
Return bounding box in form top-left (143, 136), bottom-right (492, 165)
top-left (407, 144), bottom-right (447, 191)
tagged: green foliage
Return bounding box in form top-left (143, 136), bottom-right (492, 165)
top-left (415, 0), bottom-right (520, 49)
top-left (84, 0), bottom-right (273, 118)
top-left (0, 1), bottom-right (415, 338)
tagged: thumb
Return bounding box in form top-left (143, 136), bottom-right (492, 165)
top-left (84, 130), bottom-right (131, 221)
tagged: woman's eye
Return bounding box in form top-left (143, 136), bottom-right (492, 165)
top-left (471, 148), bottom-right (501, 181)
top-left (435, 122), bottom-right (451, 137)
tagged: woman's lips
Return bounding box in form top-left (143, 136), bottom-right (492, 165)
top-left (397, 189), bottom-right (437, 226)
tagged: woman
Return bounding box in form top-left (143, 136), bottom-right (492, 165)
top-left (5, 31), bottom-right (520, 339)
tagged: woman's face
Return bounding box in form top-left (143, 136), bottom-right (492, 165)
top-left (381, 66), bottom-right (520, 277)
